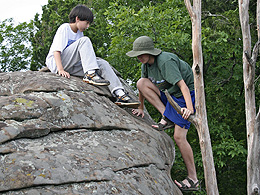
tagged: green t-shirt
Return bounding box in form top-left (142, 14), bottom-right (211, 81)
top-left (141, 52), bottom-right (194, 97)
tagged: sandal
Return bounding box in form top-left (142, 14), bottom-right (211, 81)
top-left (152, 116), bottom-right (175, 131)
top-left (175, 177), bottom-right (199, 192)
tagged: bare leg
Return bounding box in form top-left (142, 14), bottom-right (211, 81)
top-left (174, 124), bottom-right (198, 187)
top-left (136, 78), bottom-right (165, 115)
top-left (138, 79), bottom-right (198, 186)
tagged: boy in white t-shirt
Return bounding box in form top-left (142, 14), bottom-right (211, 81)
top-left (46, 4), bottom-right (139, 107)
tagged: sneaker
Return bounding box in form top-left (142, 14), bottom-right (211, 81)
top-left (83, 72), bottom-right (110, 86)
top-left (115, 94), bottom-right (140, 108)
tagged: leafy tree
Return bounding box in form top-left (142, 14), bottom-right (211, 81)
top-left (0, 19), bottom-right (33, 72)
top-left (105, 0), bottom-right (192, 84)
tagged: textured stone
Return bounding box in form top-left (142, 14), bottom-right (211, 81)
top-left (0, 71), bottom-right (182, 195)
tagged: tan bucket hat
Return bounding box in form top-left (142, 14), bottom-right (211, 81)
top-left (126, 36), bottom-right (162, 57)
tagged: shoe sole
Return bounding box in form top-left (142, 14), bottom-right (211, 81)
top-left (83, 79), bottom-right (110, 86)
top-left (152, 122), bottom-right (175, 131)
top-left (115, 102), bottom-right (140, 109)
top-left (163, 124), bottom-right (175, 130)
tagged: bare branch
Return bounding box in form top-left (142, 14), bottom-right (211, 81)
top-left (251, 40), bottom-right (260, 64)
top-left (202, 11), bottom-right (230, 21)
top-left (204, 52), bottom-right (213, 74)
top-left (165, 90), bottom-right (197, 124)
top-left (244, 40), bottom-right (260, 68)
top-left (218, 52), bottom-right (237, 86)
top-left (257, 107), bottom-right (260, 123)
top-left (245, 51), bottom-right (253, 65)
top-left (184, 0), bottom-right (193, 18)
top-left (254, 74), bottom-right (260, 84)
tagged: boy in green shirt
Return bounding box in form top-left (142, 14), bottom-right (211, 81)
top-left (127, 36), bottom-right (199, 192)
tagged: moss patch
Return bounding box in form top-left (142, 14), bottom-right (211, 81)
top-left (14, 98), bottom-right (34, 107)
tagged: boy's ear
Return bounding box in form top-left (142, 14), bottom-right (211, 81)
top-left (75, 16), bottom-right (79, 22)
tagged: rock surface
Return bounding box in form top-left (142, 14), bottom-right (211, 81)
top-left (0, 71), bottom-right (182, 195)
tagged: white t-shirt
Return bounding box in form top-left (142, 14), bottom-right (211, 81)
top-left (45, 23), bottom-right (83, 73)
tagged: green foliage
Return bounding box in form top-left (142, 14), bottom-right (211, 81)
top-left (202, 0), bottom-right (238, 13)
top-left (86, 0), bottom-right (111, 58)
top-left (0, 19), bottom-right (33, 72)
top-left (105, 0), bottom-right (192, 85)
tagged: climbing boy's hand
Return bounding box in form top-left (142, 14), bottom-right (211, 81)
top-left (181, 108), bottom-right (193, 120)
top-left (58, 70), bottom-right (70, 78)
top-left (132, 108), bottom-right (144, 118)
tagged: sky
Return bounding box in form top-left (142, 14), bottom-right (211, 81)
top-left (0, 0), bottom-right (48, 23)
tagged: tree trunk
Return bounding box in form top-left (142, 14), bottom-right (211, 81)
top-left (239, 0), bottom-right (255, 153)
top-left (238, 0), bottom-right (260, 194)
top-left (257, 0), bottom-right (260, 39)
top-left (255, 3), bottom-right (260, 193)
top-left (248, 110), bottom-right (260, 194)
top-left (170, 0), bottom-right (219, 194)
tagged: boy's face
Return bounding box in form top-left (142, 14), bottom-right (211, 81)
top-left (137, 54), bottom-right (151, 64)
top-left (76, 17), bottom-right (90, 32)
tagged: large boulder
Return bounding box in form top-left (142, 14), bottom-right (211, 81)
top-left (0, 71), bottom-right (182, 194)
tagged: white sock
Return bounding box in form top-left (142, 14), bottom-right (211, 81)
top-left (87, 70), bottom-right (95, 74)
top-left (114, 89), bottom-right (125, 97)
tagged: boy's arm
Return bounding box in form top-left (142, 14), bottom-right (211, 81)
top-left (53, 51), bottom-right (70, 78)
top-left (132, 90), bottom-right (145, 118)
top-left (138, 90), bottom-right (145, 110)
top-left (177, 79), bottom-right (194, 119)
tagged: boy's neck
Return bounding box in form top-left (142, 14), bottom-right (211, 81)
top-left (69, 23), bottom-right (78, 33)
top-left (148, 55), bottom-right (155, 65)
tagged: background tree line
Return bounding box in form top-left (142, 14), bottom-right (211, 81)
top-left (1, 0), bottom-right (259, 194)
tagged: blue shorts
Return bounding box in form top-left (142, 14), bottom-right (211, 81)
top-left (160, 90), bottom-right (195, 129)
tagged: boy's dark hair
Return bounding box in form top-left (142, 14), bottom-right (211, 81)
top-left (69, 4), bottom-right (94, 23)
